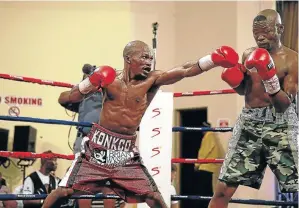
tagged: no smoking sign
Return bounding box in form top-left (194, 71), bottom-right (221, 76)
top-left (8, 106), bottom-right (20, 117)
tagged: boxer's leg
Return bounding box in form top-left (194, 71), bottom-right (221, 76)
top-left (209, 114), bottom-right (265, 208)
top-left (42, 187), bottom-right (74, 208)
top-left (103, 187), bottom-right (117, 208)
top-left (77, 199), bottom-right (92, 208)
top-left (145, 192), bottom-right (168, 208)
top-left (208, 181), bottom-right (237, 208)
top-left (263, 106), bottom-right (298, 192)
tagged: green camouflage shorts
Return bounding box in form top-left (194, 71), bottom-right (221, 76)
top-left (219, 104), bottom-right (298, 192)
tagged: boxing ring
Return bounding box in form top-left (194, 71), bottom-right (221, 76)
top-left (0, 73), bottom-right (298, 207)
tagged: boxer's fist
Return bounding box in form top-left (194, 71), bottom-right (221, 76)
top-left (198, 46), bottom-right (239, 71)
top-left (245, 48), bottom-right (277, 80)
top-left (221, 64), bottom-right (246, 88)
top-left (89, 66), bottom-right (116, 87)
top-left (245, 48), bottom-right (280, 94)
top-left (79, 65), bottom-right (116, 94)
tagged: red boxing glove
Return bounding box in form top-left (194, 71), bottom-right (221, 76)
top-left (198, 46), bottom-right (239, 71)
top-left (79, 65), bottom-right (116, 94)
top-left (221, 64), bottom-right (246, 88)
top-left (245, 48), bottom-right (280, 94)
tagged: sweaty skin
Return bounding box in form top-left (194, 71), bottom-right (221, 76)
top-left (234, 9), bottom-right (298, 112)
top-left (68, 41), bottom-right (201, 135)
top-left (44, 40), bottom-right (204, 208)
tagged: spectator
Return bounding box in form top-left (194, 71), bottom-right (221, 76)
top-left (58, 64), bottom-right (103, 154)
top-left (0, 180), bottom-right (18, 208)
top-left (13, 184), bottom-right (24, 208)
top-left (22, 150), bottom-right (59, 208)
top-left (194, 122), bottom-right (225, 192)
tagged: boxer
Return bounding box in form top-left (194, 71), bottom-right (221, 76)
top-left (42, 40), bottom-right (239, 208)
top-left (209, 9), bottom-right (298, 208)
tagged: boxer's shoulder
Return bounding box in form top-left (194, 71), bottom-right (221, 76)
top-left (283, 46), bottom-right (298, 61)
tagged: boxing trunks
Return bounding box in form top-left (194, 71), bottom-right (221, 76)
top-left (219, 104), bottom-right (298, 192)
top-left (59, 124), bottom-right (158, 202)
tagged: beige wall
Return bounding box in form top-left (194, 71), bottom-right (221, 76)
top-left (0, 1), bottom-right (278, 207)
top-left (0, 0), bottom-right (133, 190)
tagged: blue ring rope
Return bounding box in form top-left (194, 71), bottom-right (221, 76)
top-left (0, 115), bottom-right (233, 132)
top-left (0, 194), bottom-right (297, 206)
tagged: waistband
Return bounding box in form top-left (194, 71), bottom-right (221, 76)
top-left (87, 123), bottom-right (137, 151)
top-left (241, 103), bottom-right (297, 124)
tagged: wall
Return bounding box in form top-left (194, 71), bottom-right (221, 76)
top-left (0, 1), bottom-right (133, 190)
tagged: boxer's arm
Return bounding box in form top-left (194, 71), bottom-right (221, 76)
top-left (58, 85), bottom-right (98, 104)
top-left (153, 61), bottom-right (202, 86)
top-left (153, 46), bottom-right (239, 86)
top-left (58, 90), bottom-right (80, 112)
top-left (268, 56), bottom-right (298, 112)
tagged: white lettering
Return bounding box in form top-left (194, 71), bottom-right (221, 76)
top-left (91, 130), bottom-right (134, 151)
top-left (103, 135), bottom-right (112, 148)
top-left (111, 138), bottom-right (120, 150)
top-left (124, 140), bottom-right (132, 151)
top-left (96, 132), bottom-right (106, 145)
top-left (118, 140), bottom-right (125, 151)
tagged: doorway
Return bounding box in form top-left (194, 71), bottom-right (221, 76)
top-left (179, 108), bottom-right (213, 208)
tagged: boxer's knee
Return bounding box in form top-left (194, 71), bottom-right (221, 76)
top-left (145, 192), bottom-right (167, 208)
top-left (214, 181), bottom-right (237, 199)
top-left (42, 187), bottom-right (74, 208)
top-left (209, 181), bottom-right (237, 208)
top-left (55, 187), bottom-right (74, 198)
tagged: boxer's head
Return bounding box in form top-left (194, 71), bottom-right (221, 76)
top-left (123, 40), bottom-right (153, 80)
top-left (252, 9), bottom-right (283, 51)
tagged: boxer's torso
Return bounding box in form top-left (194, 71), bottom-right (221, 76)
top-left (99, 72), bottom-right (160, 135)
top-left (243, 45), bottom-right (297, 108)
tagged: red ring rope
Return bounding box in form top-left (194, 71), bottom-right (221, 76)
top-left (0, 73), bottom-right (74, 88)
top-left (0, 151), bottom-right (224, 163)
top-left (0, 73), bottom-right (236, 97)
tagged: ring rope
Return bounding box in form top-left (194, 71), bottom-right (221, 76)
top-left (0, 151), bottom-right (223, 164)
top-left (0, 194), bottom-right (296, 206)
top-left (0, 115), bottom-right (233, 132)
top-left (1, 76), bottom-right (295, 206)
top-left (0, 73), bottom-right (74, 88)
top-left (0, 73), bottom-right (236, 97)
top-left (173, 89), bottom-right (236, 97)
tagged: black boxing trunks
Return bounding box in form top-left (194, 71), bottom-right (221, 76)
top-left (59, 124), bottom-right (159, 203)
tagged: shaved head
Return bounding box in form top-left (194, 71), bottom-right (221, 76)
top-left (123, 40), bottom-right (150, 58)
top-left (252, 9), bottom-right (283, 51)
top-left (122, 40), bottom-right (153, 80)
top-left (254, 9), bottom-right (282, 25)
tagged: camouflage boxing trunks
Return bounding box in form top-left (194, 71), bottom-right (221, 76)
top-left (219, 104), bottom-right (298, 192)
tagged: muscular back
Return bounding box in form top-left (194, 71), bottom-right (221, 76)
top-left (99, 72), bottom-right (161, 135)
top-left (242, 46), bottom-right (298, 108)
